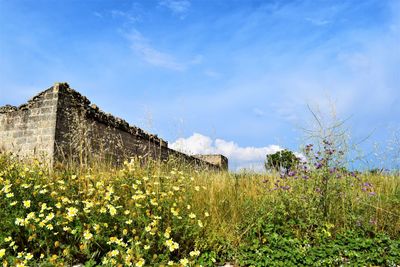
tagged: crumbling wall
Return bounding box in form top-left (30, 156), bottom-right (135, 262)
top-left (53, 83), bottom-right (165, 165)
top-left (0, 88), bottom-right (58, 162)
top-left (52, 83), bottom-right (220, 169)
top-left (195, 155), bottom-right (229, 170)
top-left (0, 83), bottom-right (227, 170)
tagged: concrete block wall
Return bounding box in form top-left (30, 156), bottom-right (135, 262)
top-left (0, 87), bottom-right (58, 162)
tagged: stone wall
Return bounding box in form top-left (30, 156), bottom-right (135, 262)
top-left (0, 83), bottom-right (226, 169)
top-left (53, 83), bottom-right (170, 165)
top-left (195, 155), bottom-right (228, 170)
top-left (52, 84), bottom-right (222, 169)
top-left (0, 88), bottom-right (58, 163)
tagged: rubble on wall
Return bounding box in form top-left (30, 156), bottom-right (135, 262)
top-left (56, 83), bottom-right (168, 147)
top-left (0, 82), bottom-right (227, 170)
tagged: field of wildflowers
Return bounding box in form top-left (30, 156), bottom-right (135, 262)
top-left (0, 150), bottom-right (399, 266)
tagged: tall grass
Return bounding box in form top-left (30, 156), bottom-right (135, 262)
top-left (0, 153), bottom-right (399, 266)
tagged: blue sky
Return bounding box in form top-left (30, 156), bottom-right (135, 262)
top-left (1, 0), bottom-right (399, 170)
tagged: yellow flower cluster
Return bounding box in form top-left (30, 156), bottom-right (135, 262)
top-left (0, 157), bottom-right (210, 266)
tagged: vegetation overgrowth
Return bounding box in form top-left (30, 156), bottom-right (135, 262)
top-left (0, 152), bottom-right (399, 266)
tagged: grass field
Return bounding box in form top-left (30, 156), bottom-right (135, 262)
top-left (0, 153), bottom-right (399, 266)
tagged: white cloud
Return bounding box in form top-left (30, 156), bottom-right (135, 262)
top-left (93, 11), bottom-right (103, 18)
top-left (125, 30), bottom-right (186, 71)
top-left (305, 17), bottom-right (331, 26)
top-left (170, 133), bottom-right (284, 171)
top-left (124, 30), bottom-right (204, 71)
top-left (110, 10), bottom-right (139, 23)
top-left (159, 0), bottom-right (191, 18)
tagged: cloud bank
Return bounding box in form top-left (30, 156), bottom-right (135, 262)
top-left (170, 133), bottom-right (283, 171)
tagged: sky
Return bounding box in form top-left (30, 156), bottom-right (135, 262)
top-left (0, 0), bottom-right (399, 171)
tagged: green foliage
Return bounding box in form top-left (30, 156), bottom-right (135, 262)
top-left (0, 153), bottom-right (399, 266)
top-left (237, 229), bottom-right (400, 266)
top-left (0, 155), bottom-right (207, 266)
top-left (265, 149), bottom-right (300, 173)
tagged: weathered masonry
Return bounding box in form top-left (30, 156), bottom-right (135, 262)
top-left (0, 83), bottom-right (228, 170)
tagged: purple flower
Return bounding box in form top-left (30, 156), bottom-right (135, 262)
top-left (369, 192), bottom-right (376, 196)
top-left (314, 162), bottom-right (322, 169)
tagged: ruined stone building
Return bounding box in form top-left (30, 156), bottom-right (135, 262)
top-left (0, 83), bottom-right (228, 170)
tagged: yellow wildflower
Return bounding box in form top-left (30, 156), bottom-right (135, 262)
top-left (45, 212), bottom-right (55, 221)
top-left (180, 258), bottom-right (189, 266)
top-left (189, 213), bottom-right (196, 219)
top-left (23, 200), bottom-right (31, 208)
top-left (135, 258), bottom-right (145, 267)
top-left (83, 230), bottom-right (93, 240)
top-left (15, 218), bottom-right (24, 226)
top-left (26, 212), bottom-right (35, 220)
top-left (171, 207), bottom-right (179, 216)
top-left (109, 250), bottom-right (119, 257)
top-left (189, 250), bottom-right (200, 257)
top-left (108, 205), bottom-right (117, 216)
top-left (63, 248), bottom-right (70, 256)
top-left (66, 207), bottom-right (78, 220)
top-left (0, 249), bottom-right (5, 258)
top-left (93, 224), bottom-right (100, 231)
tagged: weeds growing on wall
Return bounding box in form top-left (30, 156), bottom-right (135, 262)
top-left (0, 153), bottom-right (399, 266)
